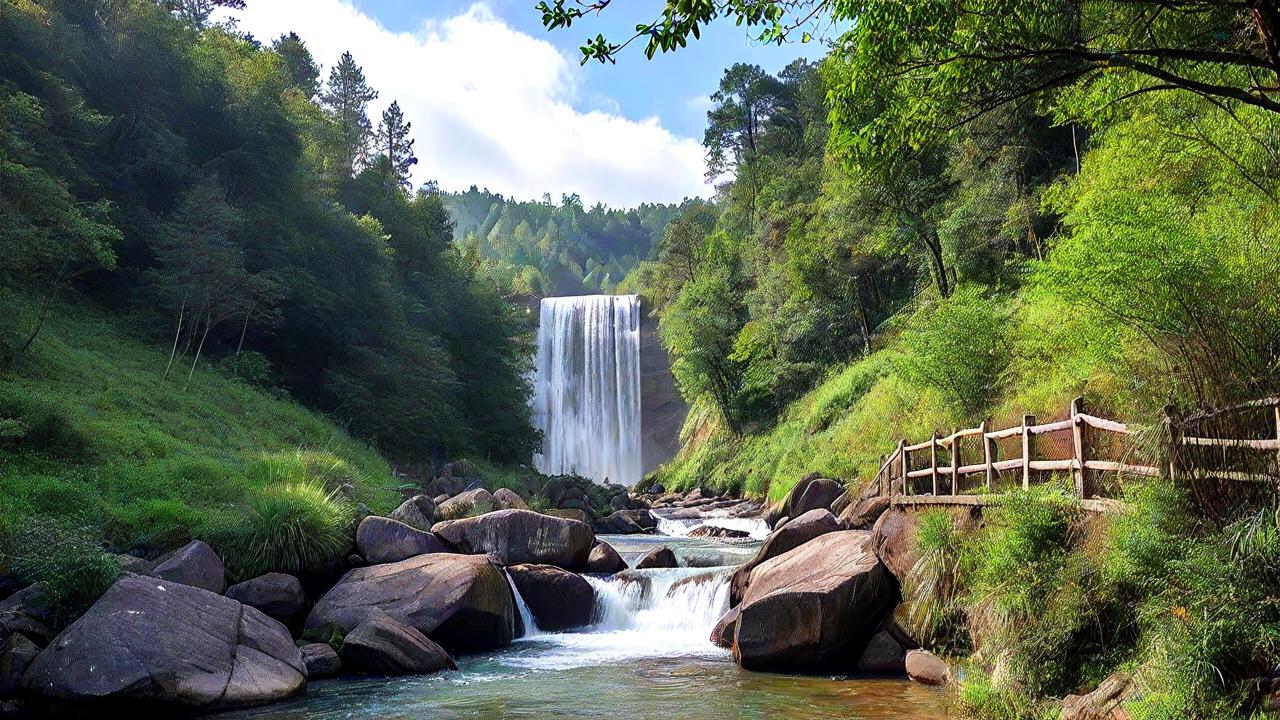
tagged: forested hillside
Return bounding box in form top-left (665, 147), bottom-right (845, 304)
top-left (1, 0), bottom-right (536, 463)
top-left (442, 187), bottom-right (690, 297)
top-left (543, 2), bottom-right (1280, 717)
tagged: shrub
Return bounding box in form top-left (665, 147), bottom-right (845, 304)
top-left (897, 287), bottom-right (1011, 418)
top-left (903, 509), bottom-right (969, 651)
top-left (218, 351), bottom-right (274, 389)
top-left (7, 520), bottom-right (119, 629)
top-left (210, 480), bottom-right (354, 582)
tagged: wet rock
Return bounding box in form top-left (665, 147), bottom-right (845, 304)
top-left (711, 606), bottom-right (739, 649)
top-left (225, 573), bottom-right (309, 627)
top-left (688, 526), bottom-right (749, 539)
top-left (547, 508), bottom-right (593, 525)
top-left (151, 540), bottom-right (225, 594)
top-left (587, 541), bottom-right (627, 574)
top-left (905, 649), bottom-right (950, 686)
top-left (0, 633), bottom-right (38, 697)
top-left (506, 564), bottom-right (593, 631)
top-left (635, 546), bottom-right (677, 569)
top-left (730, 509), bottom-right (841, 606)
top-left (493, 488), bottom-right (528, 511)
top-left (437, 488), bottom-right (496, 520)
top-left (390, 495), bottom-right (437, 531)
top-left (23, 575), bottom-right (304, 710)
top-left (341, 617), bottom-right (457, 676)
top-left (593, 509), bottom-right (656, 534)
top-left (829, 491), bottom-right (851, 518)
top-left (306, 553), bottom-right (513, 653)
top-left (733, 530), bottom-right (896, 672)
top-left (356, 516), bottom-right (451, 564)
top-left (432, 509), bottom-right (594, 570)
top-left (1061, 672), bottom-right (1135, 720)
top-left (300, 643), bottom-right (341, 678)
top-left (854, 628), bottom-right (907, 675)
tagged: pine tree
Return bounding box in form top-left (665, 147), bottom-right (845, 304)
top-left (165, 0), bottom-right (244, 30)
top-left (374, 100), bottom-right (417, 190)
top-left (272, 32), bottom-right (320, 99)
top-left (319, 51), bottom-right (378, 175)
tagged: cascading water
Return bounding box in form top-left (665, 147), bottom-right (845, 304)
top-left (505, 570), bottom-right (541, 639)
top-left (532, 295), bottom-right (642, 487)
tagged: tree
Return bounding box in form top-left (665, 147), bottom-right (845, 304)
top-left (704, 63), bottom-right (789, 178)
top-left (319, 51), bottom-right (378, 174)
top-left (164, 0), bottom-right (246, 30)
top-left (373, 100), bottom-right (417, 189)
top-left (272, 32), bottom-right (320, 99)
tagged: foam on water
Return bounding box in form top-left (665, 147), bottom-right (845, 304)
top-left (653, 514), bottom-right (771, 540)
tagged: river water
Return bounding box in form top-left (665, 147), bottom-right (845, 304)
top-left (218, 534), bottom-right (950, 720)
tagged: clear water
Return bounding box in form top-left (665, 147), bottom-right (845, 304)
top-left (217, 535), bottom-right (950, 720)
top-left (531, 295), bottom-right (642, 486)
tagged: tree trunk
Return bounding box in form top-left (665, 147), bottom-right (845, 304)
top-left (163, 299), bottom-right (187, 381)
top-left (924, 228), bottom-right (951, 297)
top-left (187, 312), bottom-right (212, 384)
top-left (1254, 3), bottom-right (1280, 79)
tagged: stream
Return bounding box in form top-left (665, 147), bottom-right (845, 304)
top-left (217, 533), bottom-right (950, 720)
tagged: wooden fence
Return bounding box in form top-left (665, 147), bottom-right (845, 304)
top-left (871, 396), bottom-right (1280, 506)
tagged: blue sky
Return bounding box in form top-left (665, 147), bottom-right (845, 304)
top-left (226, 1), bottom-right (823, 206)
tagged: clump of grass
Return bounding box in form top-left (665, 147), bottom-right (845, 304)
top-left (210, 479), bottom-right (355, 581)
top-left (904, 509), bottom-right (969, 652)
top-left (956, 670), bottom-right (1056, 720)
top-left (7, 519), bottom-right (119, 629)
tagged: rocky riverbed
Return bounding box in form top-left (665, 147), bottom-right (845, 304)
top-left (0, 476), bottom-right (957, 717)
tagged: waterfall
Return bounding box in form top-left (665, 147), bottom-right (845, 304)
top-left (505, 571), bottom-right (541, 639)
top-left (584, 567), bottom-right (732, 634)
top-left (532, 295), bottom-right (642, 487)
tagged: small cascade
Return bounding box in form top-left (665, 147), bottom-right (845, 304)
top-left (653, 514), bottom-right (771, 541)
top-left (584, 567), bottom-right (732, 635)
top-left (505, 571), bottom-right (541, 639)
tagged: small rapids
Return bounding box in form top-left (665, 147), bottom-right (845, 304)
top-left (652, 514), bottom-right (770, 540)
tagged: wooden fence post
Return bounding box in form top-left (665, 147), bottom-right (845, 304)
top-left (1070, 396), bottom-right (1087, 499)
top-left (981, 420), bottom-right (993, 492)
top-left (930, 431), bottom-right (940, 496)
top-left (899, 439), bottom-right (909, 495)
top-left (951, 428), bottom-right (961, 495)
top-left (878, 454), bottom-right (887, 496)
top-left (1022, 413), bottom-right (1035, 490)
top-left (1273, 401), bottom-right (1280, 473)
top-left (1162, 405), bottom-right (1181, 482)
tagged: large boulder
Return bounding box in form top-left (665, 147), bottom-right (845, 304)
top-left (390, 495), bottom-right (437, 531)
top-left (341, 617), bottom-right (457, 676)
top-left (305, 553), bottom-right (513, 653)
top-left (840, 495), bottom-right (891, 530)
top-left (432, 509), bottom-right (593, 570)
top-left (635, 546), bottom-right (677, 569)
top-left (151, 540), bottom-right (225, 594)
top-left (506, 564), bottom-right (594, 632)
top-left (23, 575), bottom-right (304, 710)
top-left (356, 516), bottom-right (451, 564)
top-left (225, 573), bottom-right (309, 628)
top-left (854, 628), bottom-right (907, 675)
top-left (1061, 672), bottom-right (1135, 720)
top-left (791, 477), bottom-right (845, 517)
top-left (586, 541), bottom-right (626, 574)
top-left (732, 531), bottom-right (896, 672)
top-left (299, 643), bottom-right (342, 678)
top-left (493, 488), bottom-right (528, 511)
top-left (871, 506), bottom-right (980, 582)
top-left (437, 488), bottom-right (495, 521)
top-left (0, 634), bottom-right (38, 697)
top-left (711, 606), bottom-right (739, 649)
top-left (905, 649), bottom-right (950, 686)
top-left (729, 509), bottom-right (842, 606)
top-left (592, 510), bottom-right (657, 534)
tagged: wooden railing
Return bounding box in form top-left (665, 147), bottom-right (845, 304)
top-left (871, 396), bottom-right (1280, 503)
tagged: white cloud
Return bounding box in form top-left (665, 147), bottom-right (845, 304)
top-left (225, 1), bottom-right (709, 206)
top-left (686, 94), bottom-right (714, 114)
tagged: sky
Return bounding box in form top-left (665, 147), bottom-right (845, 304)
top-left (221, 1), bottom-right (824, 207)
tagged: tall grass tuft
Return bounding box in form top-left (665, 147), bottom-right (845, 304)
top-left (903, 509), bottom-right (969, 652)
top-left (7, 520), bottom-right (119, 629)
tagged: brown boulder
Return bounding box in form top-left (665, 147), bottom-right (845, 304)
top-left (390, 495), bottom-right (437, 531)
top-left (493, 488), bottom-right (528, 511)
top-left (854, 628), bottom-right (907, 675)
top-left (437, 488), bottom-right (495, 520)
top-left (225, 573), bottom-right (309, 627)
top-left (793, 478), bottom-right (844, 516)
top-left (733, 530), bottom-right (896, 671)
top-left (356, 516), bottom-right (451, 564)
top-left (151, 540), bottom-right (225, 594)
top-left (729, 509), bottom-right (841, 606)
top-left (432, 509), bottom-right (594, 570)
top-left (840, 495), bottom-right (891, 530)
top-left (587, 541), bottom-right (626, 574)
top-left (548, 508), bottom-right (593, 525)
top-left (341, 617), bottom-right (457, 676)
top-left (506, 564), bottom-right (594, 631)
top-left (305, 553), bottom-right (513, 652)
top-left (711, 606), bottom-right (739, 649)
top-left (300, 643), bottom-right (342, 678)
top-left (22, 575), bottom-right (304, 710)
top-left (905, 649), bottom-right (950, 686)
top-left (635, 546), bottom-right (677, 569)
top-left (871, 506), bottom-right (980, 582)
top-left (1062, 672), bottom-right (1135, 720)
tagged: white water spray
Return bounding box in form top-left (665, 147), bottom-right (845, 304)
top-left (505, 571), bottom-right (541, 639)
top-left (531, 295), bottom-right (642, 487)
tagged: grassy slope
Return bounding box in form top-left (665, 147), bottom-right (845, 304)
top-left (0, 294), bottom-right (400, 555)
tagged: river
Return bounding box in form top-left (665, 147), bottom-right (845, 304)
top-left (216, 534), bottom-right (950, 720)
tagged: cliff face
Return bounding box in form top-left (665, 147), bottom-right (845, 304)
top-left (639, 302), bottom-right (688, 477)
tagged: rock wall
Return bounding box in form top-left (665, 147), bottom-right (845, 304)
top-left (639, 301), bottom-right (687, 477)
